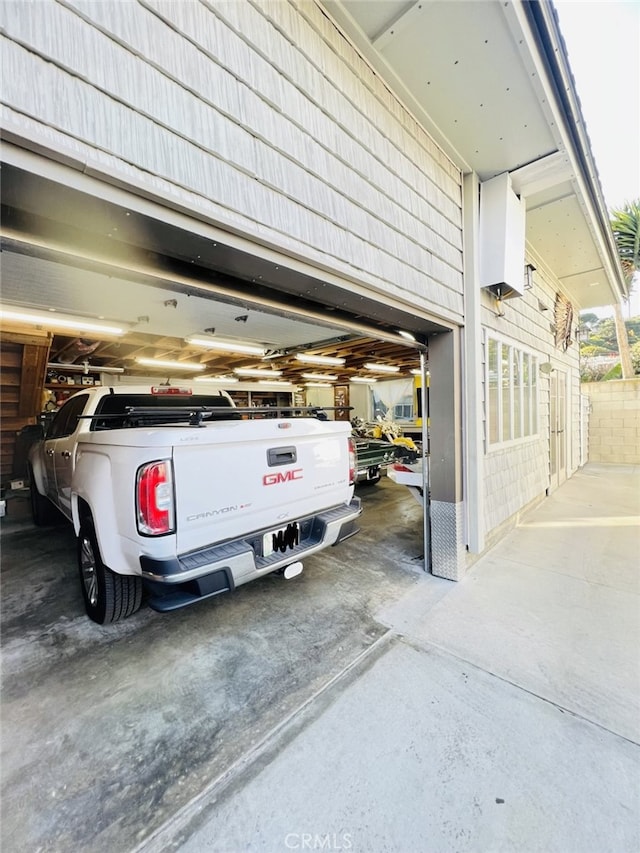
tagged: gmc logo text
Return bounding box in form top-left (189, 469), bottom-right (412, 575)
top-left (263, 469), bottom-right (303, 486)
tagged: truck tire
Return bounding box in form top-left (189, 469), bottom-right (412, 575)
top-left (77, 520), bottom-right (142, 624)
top-left (28, 464), bottom-right (56, 526)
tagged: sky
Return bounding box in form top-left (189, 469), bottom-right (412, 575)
top-left (554, 0), bottom-right (640, 315)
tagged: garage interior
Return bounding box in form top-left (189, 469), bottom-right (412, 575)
top-left (0, 155), bottom-right (452, 851)
top-left (0, 159), bottom-right (449, 488)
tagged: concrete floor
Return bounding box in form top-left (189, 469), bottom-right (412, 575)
top-left (0, 476), bottom-right (424, 852)
top-left (2, 465), bottom-right (639, 853)
top-left (147, 463), bottom-right (640, 853)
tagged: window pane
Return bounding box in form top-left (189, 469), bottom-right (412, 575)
top-left (46, 394), bottom-right (89, 439)
top-left (513, 350), bottom-right (522, 438)
top-left (501, 344), bottom-right (511, 441)
top-left (531, 358), bottom-right (538, 433)
top-left (488, 339), bottom-right (499, 444)
top-left (524, 353), bottom-right (528, 437)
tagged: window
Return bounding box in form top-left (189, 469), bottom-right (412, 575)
top-left (46, 394), bottom-right (90, 439)
top-left (91, 393), bottom-right (239, 430)
top-left (486, 337), bottom-right (538, 446)
top-left (488, 339), bottom-right (499, 444)
top-left (393, 403), bottom-right (413, 420)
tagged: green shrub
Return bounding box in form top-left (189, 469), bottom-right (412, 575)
top-left (602, 362), bottom-right (622, 380)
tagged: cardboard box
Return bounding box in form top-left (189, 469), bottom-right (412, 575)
top-left (6, 496), bottom-right (31, 520)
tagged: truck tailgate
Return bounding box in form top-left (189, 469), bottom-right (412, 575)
top-left (173, 418), bottom-right (353, 554)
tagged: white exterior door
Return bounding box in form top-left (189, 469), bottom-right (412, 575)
top-left (549, 370), bottom-right (567, 490)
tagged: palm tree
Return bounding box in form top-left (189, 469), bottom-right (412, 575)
top-left (610, 201), bottom-right (640, 378)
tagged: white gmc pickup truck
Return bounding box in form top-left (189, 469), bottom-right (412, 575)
top-left (28, 385), bottom-right (361, 624)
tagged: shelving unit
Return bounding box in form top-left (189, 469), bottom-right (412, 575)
top-left (44, 367), bottom-right (102, 408)
top-left (228, 389), bottom-right (296, 413)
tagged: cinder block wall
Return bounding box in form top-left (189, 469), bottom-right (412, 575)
top-left (582, 379), bottom-right (640, 464)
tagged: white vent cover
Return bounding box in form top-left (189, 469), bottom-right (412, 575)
top-left (479, 172), bottom-right (526, 297)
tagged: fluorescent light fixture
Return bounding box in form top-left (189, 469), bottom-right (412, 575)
top-left (0, 306), bottom-right (125, 336)
top-left (47, 361), bottom-right (124, 375)
top-left (234, 367), bottom-right (283, 377)
top-left (410, 368), bottom-right (430, 376)
top-left (305, 381), bottom-right (331, 387)
top-left (135, 358), bottom-right (204, 371)
top-left (398, 330), bottom-right (416, 341)
top-left (301, 372), bottom-right (338, 381)
top-left (295, 353), bottom-right (345, 366)
top-left (258, 380), bottom-right (293, 387)
top-left (185, 337), bottom-right (265, 356)
top-left (194, 375), bottom-right (239, 383)
top-left (364, 363), bottom-right (400, 373)
top-left (351, 377), bottom-right (377, 384)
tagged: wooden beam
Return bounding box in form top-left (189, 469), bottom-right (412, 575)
top-left (19, 341), bottom-right (51, 417)
top-left (0, 327), bottom-right (52, 347)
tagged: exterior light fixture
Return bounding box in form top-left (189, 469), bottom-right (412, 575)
top-left (1, 306), bottom-right (125, 336)
top-left (135, 358), bottom-right (204, 371)
top-left (524, 263), bottom-right (536, 290)
top-left (363, 363), bottom-right (400, 373)
top-left (234, 367), bottom-right (283, 377)
top-left (301, 372), bottom-right (338, 381)
top-left (575, 325), bottom-right (590, 342)
top-left (185, 337), bottom-right (265, 356)
top-left (295, 353), bottom-right (345, 366)
top-left (351, 377), bottom-right (377, 384)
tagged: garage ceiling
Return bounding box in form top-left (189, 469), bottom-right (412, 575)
top-left (1, 161), bottom-right (435, 385)
top-left (1, 249), bottom-right (424, 382)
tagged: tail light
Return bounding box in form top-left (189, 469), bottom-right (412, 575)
top-left (136, 460), bottom-right (175, 535)
top-left (348, 437), bottom-right (356, 485)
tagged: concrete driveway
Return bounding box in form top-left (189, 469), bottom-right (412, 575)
top-left (0, 476), bottom-right (423, 852)
top-left (145, 463), bottom-right (640, 853)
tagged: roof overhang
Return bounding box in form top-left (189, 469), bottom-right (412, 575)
top-left (321, 0), bottom-right (627, 309)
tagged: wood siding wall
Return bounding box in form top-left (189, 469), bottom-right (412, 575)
top-left (0, 329), bottom-right (51, 483)
top-left (0, 0), bottom-right (464, 321)
top-left (480, 254), bottom-right (581, 535)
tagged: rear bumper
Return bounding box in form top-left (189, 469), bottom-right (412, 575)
top-left (140, 497), bottom-right (361, 611)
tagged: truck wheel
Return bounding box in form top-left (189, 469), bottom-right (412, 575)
top-left (77, 521), bottom-right (142, 624)
top-left (28, 464), bottom-right (56, 526)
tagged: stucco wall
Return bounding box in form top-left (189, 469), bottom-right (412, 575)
top-left (0, 0), bottom-right (463, 323)
top-left (582, 379), bottom-right (640, 465)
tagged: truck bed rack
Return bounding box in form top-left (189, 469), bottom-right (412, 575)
top-left (81, 405), bottom-right (352, 428)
